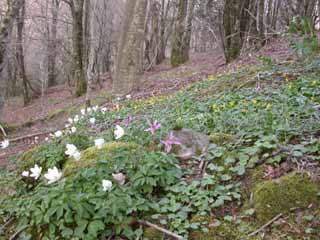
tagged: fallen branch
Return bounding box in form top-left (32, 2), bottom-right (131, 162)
top-left (9, 130), bottom-right (54, 143)
top-left (255, 146), bottom-right (290, 166)
top-left (138, 220), bottom-right (184, 239)
top-left (248, 213), bottom-right (283, 237)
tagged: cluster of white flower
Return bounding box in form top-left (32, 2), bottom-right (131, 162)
top-left (21, 164), bottom-right (62, 185)
top-left (21, 164), bottom-right (42, 179)
top-left (65, 144), bottom-right (81, 161)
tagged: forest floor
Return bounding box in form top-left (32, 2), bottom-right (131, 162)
top-left (0, 37), bottom-right (295, 167)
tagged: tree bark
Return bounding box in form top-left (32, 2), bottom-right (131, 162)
top-left (0, 0), bottom-right (23, 119)
top-left (70, 0), bottom-right (86, 97)
top-left (170, 0), bottom-right (188, 67)
top-left (113, 0), bottom-right (148, 95)
top-left (47, 0), bottom-right (59, 87)
top-left (16, 0), bottom-right (30, 106)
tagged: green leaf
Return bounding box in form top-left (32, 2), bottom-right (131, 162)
top-left (88, 220), bottom-right (105, 237)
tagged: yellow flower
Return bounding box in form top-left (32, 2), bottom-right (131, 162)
top-left (252, 99), bottom-right (258, 105)
top-left (266, 103), bottom-right (272, 110)
top-left (212, 104), bottom-right (218, 111)
top-left (208, 75), bottom-right (215, 81)
top-left (311, 97), bottom-right (315, 101)
top-left (312, 80), bottom-right (317, 86)
top-left (288, 83), bottom-right (293, 90)
top-left (229, 101), bottom-right (235, 107)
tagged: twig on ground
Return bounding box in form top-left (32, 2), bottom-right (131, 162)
top-left (9, 225), bottom-right (29, 240)
top-left (248, 213), bottom-right (283, 237)
top-left (138, 220), bottom-right (184, 239)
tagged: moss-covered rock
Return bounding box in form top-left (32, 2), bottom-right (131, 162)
top-left (64, 142), bottom-right (141, 175)
top-left (209, 133), bottom-right (234, 145)
top-left (253, 172), bottom-right (320, 223)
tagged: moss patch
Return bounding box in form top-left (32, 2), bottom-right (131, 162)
top-left (143, 227), bottom-right (164, 240)
top-left (253, 171), bottom-right (319, 223)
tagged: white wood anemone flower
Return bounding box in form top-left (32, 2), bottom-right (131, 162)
top-left (93, 105), bottom-right (99, 112)
top-left (102, 179), bottom-right (112, 191)
top-left (89, 118), bottom-right (96, 124)
top-left (30, 164), bottom-right (42, 180)
top-left (65, 144), bottom-right (78, 156)
top-left (94, 138), bottom-right (105, 149)
top-left (65, 144), bottom-right (81, 161)
top-left (54, 130), bottom-right (63, 138)
top-left (74, 115), bottom-right (79, 123)
top-left (114, 125), bottom-right (124, 139)
top-left (81, 109), bottom-right (86, 115)
top-left (45, 167), bottom-right (62, 185)
top-left (0, 139), bottom-right (9, 149)
top-left (71, 127), bottom-right (77, 133)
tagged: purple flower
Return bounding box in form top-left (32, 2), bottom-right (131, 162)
top-left (145, 120), bottom-right (161, 135)
top-left (161, 132), bottom-right (181, 153)
top-left (123, 115), bottom-right (134, 127)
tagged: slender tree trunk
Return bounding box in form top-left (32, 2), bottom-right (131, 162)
top-left (181, 0), bottom-right (196, 62)
top-left (113, 0), bottom-right (148, 95)
top-left (47, 0), bottom-right (59, 87)
top-left (71, 0), bottom-right (86, 97)
top-left (16, 0), bottom-right (30, 106)
top-left (258, 0), bottom-right (265, 45)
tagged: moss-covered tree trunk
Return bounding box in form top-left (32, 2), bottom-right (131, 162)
top-left (71, 0), bottom-right (86, 97)
top-left (171, 0), bottom-right (196, 67)
top-left (113, 0), bottom-right (148, 95)
top-left (0, 0), bottom-right (23, 119)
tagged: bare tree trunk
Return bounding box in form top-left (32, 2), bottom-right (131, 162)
top-left (47, 0), bottom-right (59, 87)
top-left (113, 0), bottom-right (148, 95)
top-left (0, 0), bottom-right (23, 119)
top-left (70, 0), bottom-right (86, 97)
top-left (170, 0), bottom-right (188, 67)
top-left (16, 0), bottom-right (30, 106)
top-left (181, 0), bottom-right (196, 62)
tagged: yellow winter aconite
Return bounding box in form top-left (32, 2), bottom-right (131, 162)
top-left (311, 80), bottom-right (317, 86)
top-left (252, 99), bottom-right (258, 105)
top-left (266, 103), bottom-right (272, 110)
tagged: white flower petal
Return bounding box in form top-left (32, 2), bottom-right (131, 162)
top-left (21, 171), bottom-right (29, 177)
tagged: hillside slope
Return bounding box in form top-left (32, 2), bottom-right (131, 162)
top-left (1, 45), bottom-right (320, 239)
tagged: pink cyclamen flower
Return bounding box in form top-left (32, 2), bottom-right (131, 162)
top-left (161, 132), bottom-right (181, 153)
top-left (145, 120), bottom-right (161, 135)
top-left (123, 115), bottom-right (134, 127)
